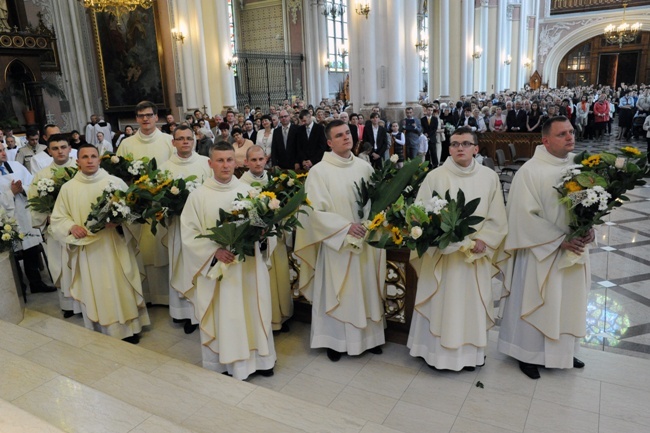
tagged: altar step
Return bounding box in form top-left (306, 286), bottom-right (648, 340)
top-left (0, 310), bottom-right (383, 433)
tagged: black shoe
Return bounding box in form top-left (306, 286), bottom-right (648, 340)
top-left (30, 284), bottom-right (56, 293)
top-left (122, 334), bottom-right (140, 344)
top-left (519, 361), bottom-right (540, 379)
top-left (327, 348), bottom-right (342, 362)
top-left (184, 322), bottom-right (198, 334)
top-left (463, 366), bottom-right (476, 372)
top-left (256, 368), bottom-right (274, 377)
top-left (368, 346), bottom-right (383, 355)
top-left (573, 357), bottom-right (585, 369)
top-left (172, 318), bottom-right (185, 324)
top-left (280, 322), bottom-right (290, 333)
top-left (62, 310), bottom-right (74, 318)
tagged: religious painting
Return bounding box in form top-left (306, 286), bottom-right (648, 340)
top-left (91, 5), bottom-right (166, 111)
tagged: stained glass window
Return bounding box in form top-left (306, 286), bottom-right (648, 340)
top-left (324, 0), bottom-right (348, 72)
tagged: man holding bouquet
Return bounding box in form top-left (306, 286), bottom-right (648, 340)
top-left (295, 119), bottom-right (386, 362)
top-left (51, 144), bottom-right (149, 343)
top-left (498, 116), bottom-right (594, 379)
top-left (180, 142), bottom-right (276, 380)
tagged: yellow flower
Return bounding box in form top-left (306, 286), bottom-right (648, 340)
top-left (564, 181), bottom-right (582, 193)
top-left (621, 146), bottom-right (641, 156)
top-left (135, 174), bottom-right (149, 185)
top-left (581, 155), bottom-right (601, 168)
top-left (305, 197), bottom-right (312, 206)
top-left (296, 173), bottom-right (308, 178)
top-left (280, 173), bottom-right (288, 180)
top-left (390, 226), bottom-right (403, 245)
top-left (368, 212), bottom-right (386, 230)
top-left (259, 191), bottom-right (277, 200)
top-left (126, 192), bottom-right (138, 205)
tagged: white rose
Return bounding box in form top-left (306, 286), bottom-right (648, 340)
top-left (390, 154), bottom-right (399, 163)
top-left (3, 224), bottom-right (12, 231)
top-left (170, 186), bottom-right (180, 195)
top-left (111, 155), bottom-right (120, 164)
top-left (248, 188), bottom-right (261, 198)
top-left (410, 226), bottom-right (423, 239)
top-left (287, 178), bottom-right (295, 187)
top-left (1, 233), bottom-right (10, 241)
top-left (47, 187), bottom-right (55, 192)
top-left (615, 157), bottom-right (626, 170)
top-left (269, 198), bottom-right (281, 210)
top-left (18, 233), bottom-right (25, 239)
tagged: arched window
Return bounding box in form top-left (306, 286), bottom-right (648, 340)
top-left (324, 0), bottom-right (348, 72)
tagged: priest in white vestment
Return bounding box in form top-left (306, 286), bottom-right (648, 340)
top-left (295, 119), bottom-right (386, 362)
top-left (51, 144), bottom-right (149, 342)
top-left (117, 101), bottom-right (174, 305)
top-left (240, 145), bottom-right (293, 332)
top-left (27, 135), bottom-right (80, 316)
top-left (407, 127), bottom-right (507, 371)
top-left (497, 117), bottom-right (594, 379)
top-left (159, 125), bottom-right (212, 334)
top-left (180, 142), bottom-right (276, 380)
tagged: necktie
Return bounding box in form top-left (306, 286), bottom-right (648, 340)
top-left (306, 126), bottom-right (311, 139)
top-left (283, 127), bottom-right (288, 147)
top-left (0, 165), bottom-right (6, 175)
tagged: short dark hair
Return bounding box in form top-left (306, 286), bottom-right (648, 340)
top-left (135, 101), bottom-right (157, 115)
top-left (451, 126), bottom-right (478, 145)
top-left (173, 124), bottom-right (193, 139)
top-left (299, 109), bottom-right (311, 119)
top-left (26, 128), bottom-right (39, 137)
top-left (370, 112), bottom-right (380, 119)
top-left (218, 122), bottom-right (230, 130)
top-left (47, 133), bottom-right (68, 147)
top-left (209, 141), bottom-right (234, 156)
top-left (324, 119), bottom-right (347, 140)
top-left (77, 143), bottom-right (99, 155)
top-left (260, 114), bottom-right (272, 123)
top-left (542, 115), bottom-right (570, 137)
top-left (231, 127), bottom-right (243, 136)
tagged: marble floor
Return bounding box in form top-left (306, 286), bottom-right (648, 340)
top-left (2, 134), bottom-right (650, 432)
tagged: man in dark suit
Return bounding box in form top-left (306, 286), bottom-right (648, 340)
top-left (421, 105), bottom-right (439, 165)
top-left (295, 110), bottom-right (327, 170)
top-left (363, 112), bottom-right (388, 168)
top-left (506, 100), bottom-right (527, 132)
top-left (271, 109), bottom-right (298, 169)
top-left (456, 107), bottom-right (478, 130)
top-left (400, 107), bottom-right (422, 161)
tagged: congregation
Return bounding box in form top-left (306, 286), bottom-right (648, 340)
top-left (2, 81), bottom-right (650, 383)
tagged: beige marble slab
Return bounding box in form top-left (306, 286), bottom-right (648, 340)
top-left (383, 400), bottom-right (457, 433)
top-left (149, 358), bottom-right (255, 405)
top-left (92, 366), bottom-right (210, 425)
top-left (238, 386), bottom-right (366, 433)
top-left (0, 319), bottom-right (52, 356)
top-left (82, 335), bottom-right (171, 373)
top-left (451, 416), bottom-right (520, 433)
top-left (348, 358), bottom-right (419, 399)
top-left (532, 371), bottom-right (601, 414)
top-left (18, 308), bottom-right (50, 327)
top-left (0, 348), bottom-right (58, 402)
top-left (524, 399), bottom-right (599, 433)
top-left (328, 385), bottom-right (397, 424)
top-left (279, 372), bottom-right (345, 407)
top-left (0, 398), bottom-right (65, 433)
top-left (12, 376), bottom-right (150, 433)
top-left (599, 382), bottom-right (650, 427)
top-left (599, 414), bottom-right (650, 433)
top-left (23, 316), bottom-right (104, 348)
top-left (459, 387), bottom-right (531, 432)
top-left (400, 370), bottom-right (472, 416)
top-left (129, 415), bottom-right (196, 433)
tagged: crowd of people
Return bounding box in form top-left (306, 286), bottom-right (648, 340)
top-left (1, 81), bottom-right (648, 382)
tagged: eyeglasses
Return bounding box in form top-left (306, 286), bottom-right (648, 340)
top-left (136, 113), bottom-right (155, 119)
top-left (279, 115), bottom-right (290, 118)
top-left (449, 141), bottom-right (476, 148)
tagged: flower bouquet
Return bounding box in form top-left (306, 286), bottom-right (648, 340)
top-left (85, 181), bottom-right (142, 233)
top-left (555, 146), bottom-right (649, 241)
top-left (197, 187), bottom-right (309, 279)
top-left (0, 210), bottom-right (24, 253)
top-left (122, 159), bottom-right (199, 234)
top-left (364, 189), bottom-right (484, 258)
top-left (100, 152), bottom-right (149, 184)
top-left (263, 168), bottom-right (308, 207)
top-left (444, 122), bottom-right (456, 135)
top-left (27, 166), bottom-right (78, 214)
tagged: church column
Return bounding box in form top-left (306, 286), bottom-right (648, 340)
top-left (175, 0), bottom-right (199, 110)
top-left (213, 0), bottom-right (237, 109)
top-left (193, 0), bottom-right (212, 113)
top-left (404, 2), bottom-right (420, 106)
top-left (317, 4), bottom-right (329, 101)
top-left (439, 0), bottom-right (450, 97)
top-left (304, 0), bottom-right (321, 106)
top-left (508, 4), bottom-right (520, 91)
top-left (461, 0), bottom-right (475, 95)
top-left (361, 1), bottom-right (378, 109)
top-left (347, 1), bottom-right (361, 110)
top-left (386, 0), bottom-right (405, 107)
top-left (516, 0), bottom-right (529, 89)
top-left (427, 0), bottom-right (435, 100)
top-left (498, 2), bottom-right (512, 91)
top-left (477, 0), bottom-right (489, 92)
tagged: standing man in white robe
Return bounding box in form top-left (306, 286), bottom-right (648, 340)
top-left (295, 119), bottom-right (386, 362)
top-left (407, 127), bottom-right (507, 371)
top-left (240, 145), bottom-right (293, 332)
top-left (497, 116), bottom-right (594, 379)
top-left (180, 142), bottom-right (276, 380)
top-left (159, 125), bottom-right (211, 334)
top-left (51, 144), bottom-right (149, 343)
top-left (28, 134), bottom-right (79, 317)
top-left (117, 101), bottom-right (174, 305)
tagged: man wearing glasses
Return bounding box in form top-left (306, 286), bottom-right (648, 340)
top-left (118, 101), bottom-right (175, 306)
top-left (271, 110), bottom-right (298, 169)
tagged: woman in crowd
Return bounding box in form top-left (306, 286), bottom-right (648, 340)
top-left (575, 95), bottom-right (590, 141)
top-left (232, 127), bottom-right (254, 168)
top-left (618, 90), bottom-right (635, 141)
top-left (218, 122), bottom-right (234, 144)
top-left (115, 125), bottom-right (134, 149)
top-left (69, 130), bottom-right (86, 150)
top-left (255, 114), bottom-right (274, 164)
top-left (526, 102), bottom-right (544, 133)
top-left (489, 106), bottom-right (507, 133)
top-left (472, 108), bottom-right (487, 133)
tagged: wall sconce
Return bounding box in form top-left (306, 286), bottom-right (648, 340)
top-left (415, 31), bottom-right (428, 52)
top-left (226, 56), bottom-right (239, 69)
top-left (472, 45), bottom-right (483, 59)
top-left (324, 60), bottom-right (331, 69)
top-left (522, 57), bottom-right (532, 68)
top-left (355, 0), bottom-right (371, 19)
top-left (338, 45), bottom-right (349, 58)
top-left (321, 0), bottom-right (345, 19)
top-left (503, 54), bottom-right (512, 65)
top-left (171, 28), bottom-right (185, 44)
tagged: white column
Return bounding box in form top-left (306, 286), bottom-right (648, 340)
top-left (439, 0), bottom-right (450, 97)
top-left (460, 0), bottom-right (474, 95)
top-left (495, 0), bottom-right (506, 92)
top-left (311, 2), bottom-right (324, 103)
top-left (214, 0), bottom-right (236, 108)
top-left (387, 0), bottom-right (405, 105)
top-left (317, 6), bottom-right (329, 101)
top-left (502, 4), bottom-right (513, 91)
top-left (347, 1), bottom-right (361, 110)
top-left (193, 0), bottom-right (211, 112)
top-left (176, 0), bottom-right (198, 109)
top-left (304, 0), bottom-right (319, 106)
top-left (478, 1), bottom-right (488, 92)
top-left (427, 0), bottom-right (434, 101)
top-left (404, 1), bottom-right (420, 104)
top-left (361, 1), bottom-right (378, 107)
top-left (517, 0), bottom-right (529, 89)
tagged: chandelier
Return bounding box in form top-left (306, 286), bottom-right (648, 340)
top-left (321, 0), bottom-right (345, 19)
top-left (79, 0), bottom-right (154, 19)
top-left (604, 2), bottom-right (642, 48)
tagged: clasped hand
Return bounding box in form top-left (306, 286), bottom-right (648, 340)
top-left (561, 229), bottom-right (595, 254)
top-left (347, 223), bottom-right (366, 239)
